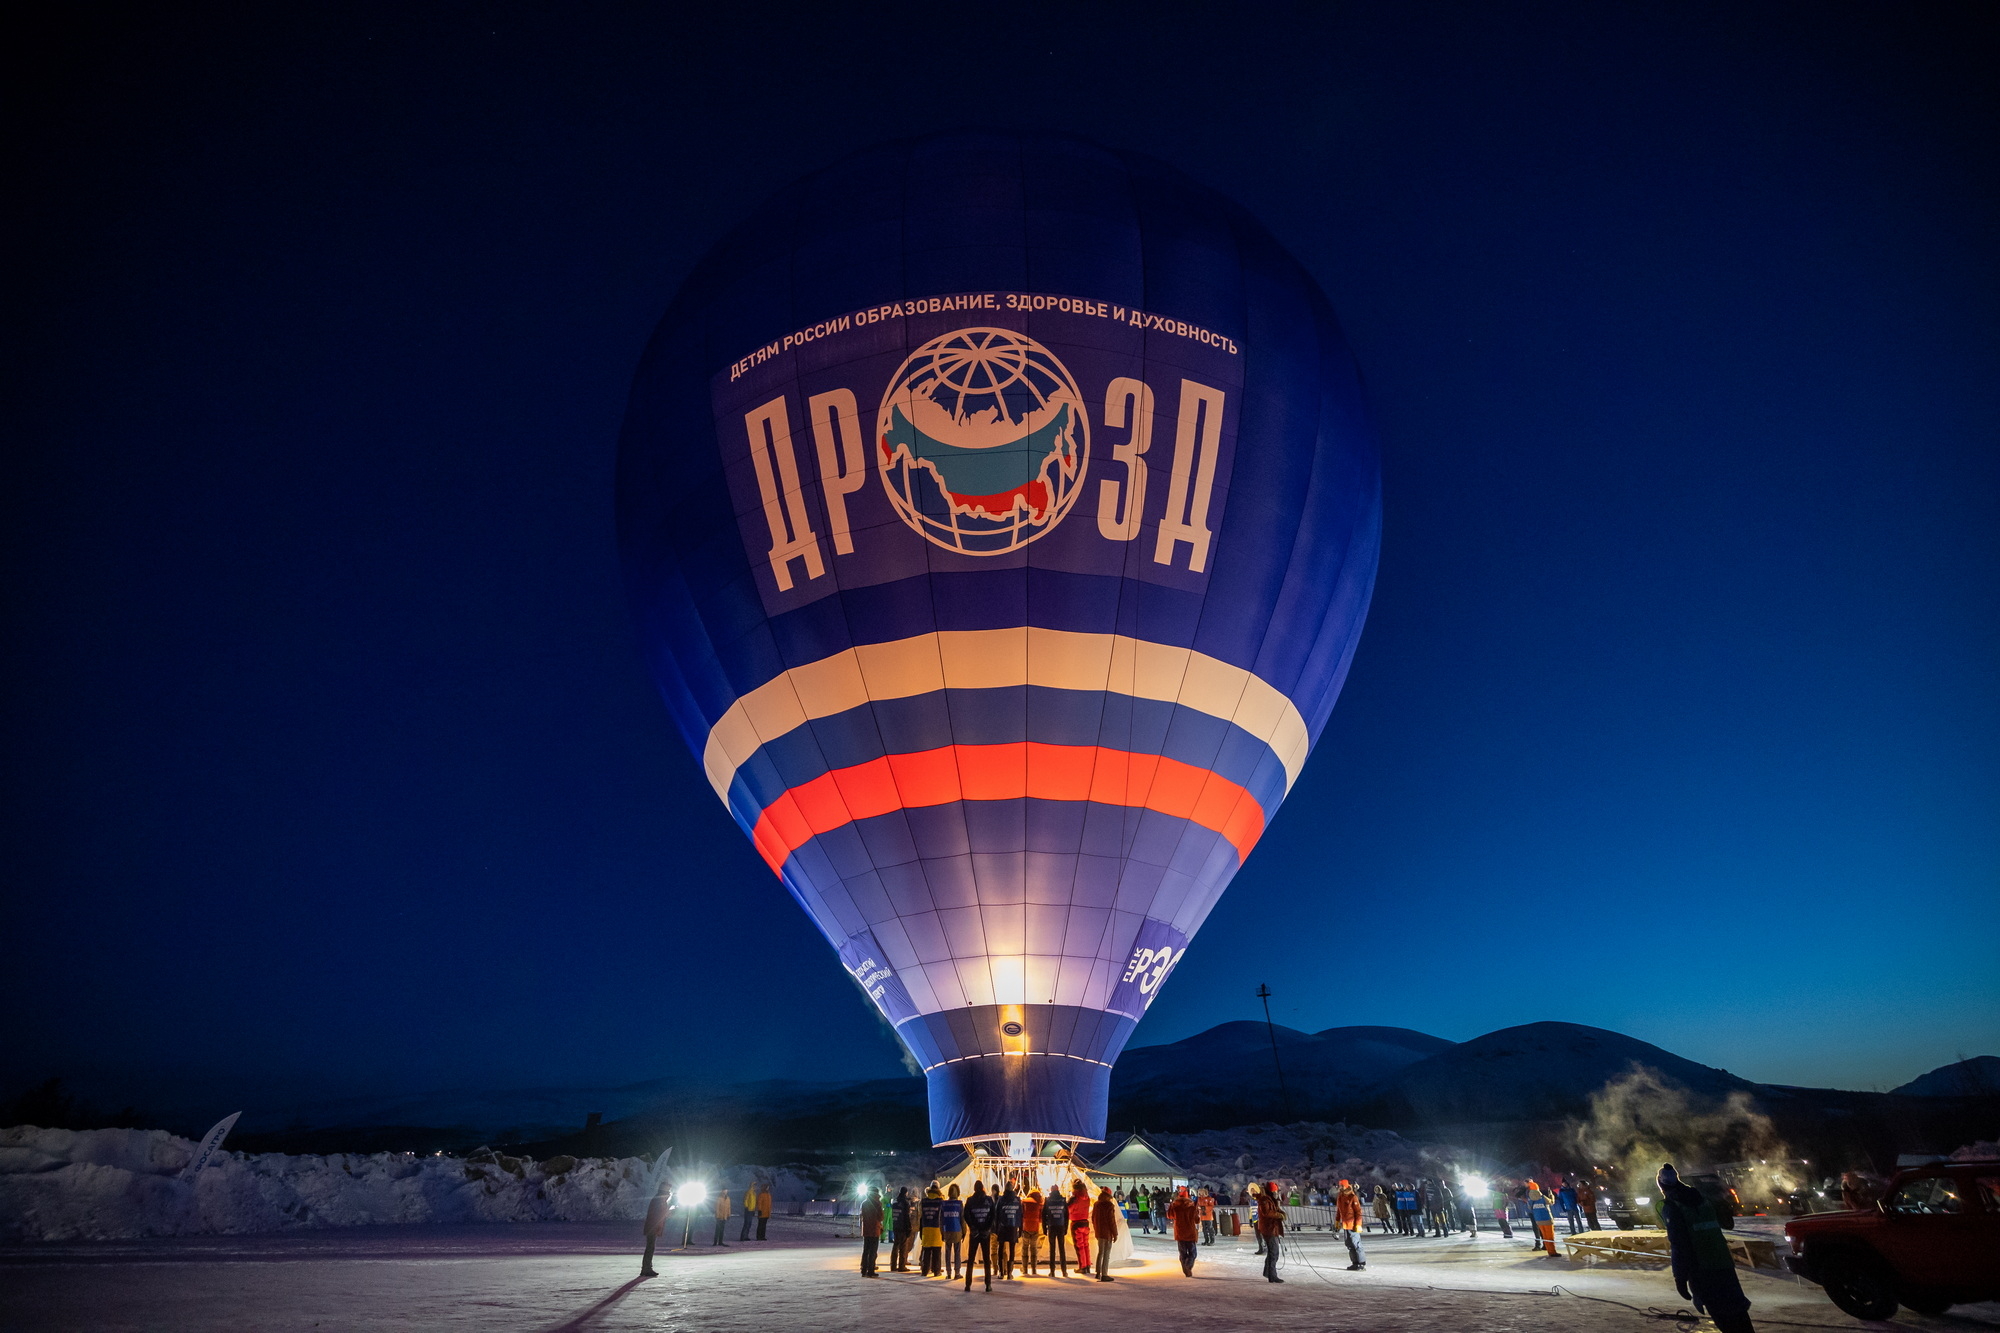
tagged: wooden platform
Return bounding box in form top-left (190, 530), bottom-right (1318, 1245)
top-left (1563, 1228), bottom-right (1780, 1270)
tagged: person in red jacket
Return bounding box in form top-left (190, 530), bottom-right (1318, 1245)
top-left (1091, 1186), bottom-right (1121, 1281)
top-left (858, 1187), bottom-right (883, 1276)
top-left (1167, 1185), bottom-right (1201, 1275)
top-left (1067, 1180), bottom-right (1093, 1275)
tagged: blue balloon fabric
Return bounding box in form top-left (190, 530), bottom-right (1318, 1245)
top-left (617, 131), bottom-right (1381, 1146)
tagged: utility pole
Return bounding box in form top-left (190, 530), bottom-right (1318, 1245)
top-left (1255, 983), bottom-right (1293, 1122)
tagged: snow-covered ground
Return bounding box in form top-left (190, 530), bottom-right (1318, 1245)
top-left (6, 1211), bottom-right (1995, 1332)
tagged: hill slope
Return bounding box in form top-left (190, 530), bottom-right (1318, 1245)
top-left (1892, 1056), bottom-right (2000, 1098)
top-left (1110, 1023), bottom-right (1453, 1127)
top-left (1361, 1021), bottom-right (1758, 1124)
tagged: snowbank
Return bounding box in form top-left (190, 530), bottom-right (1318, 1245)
top-left (1148, 1121), bottom-right (1475, 1195)
top-left (0, 1125), bottom-right (811, 1242)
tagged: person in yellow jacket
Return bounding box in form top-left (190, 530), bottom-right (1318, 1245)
top-left (740, 1183), bottom-right (758, 1241)
top-left (756, 1182), bottom-right (773, 1239)
top-left (711, 1181), bottom-right (731, 1247)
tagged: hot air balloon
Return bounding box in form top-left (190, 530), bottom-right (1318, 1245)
top-left (616, 131), bottom-right (1380, 1150)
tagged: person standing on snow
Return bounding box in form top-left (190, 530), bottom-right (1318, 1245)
top-left (1576, 1177), bottom-right (1601, 1230)
top-left (711, 1182), bottom-right (731, 1246)
top-left (859, 1187), bottom-right (884, 1276)
top-left (1198, 1185), bottom-right (1217, 1245)
top-left (1336, 1179), bottom-right (1367, 1270)
top-left (1067, 1180), bottom-right (1094, 1276)
top-left (1557, 1178), bottom-right (1582, 1235)
top-left (1043, 1183), bottom-right (1071, 1275)
top-left (1249, 1184), bottom-right (1267, 1254)
top-left (941, 1183), bottom-right (964, 1278)
top-left (1658, 1164), bottom-right (1756, 1333)
top-left (961, 1179), bottom-right (996, 1291)
top-left (756, 1181), bottom-right (772, 1239)
top-left (1167, 1185), bottom-right (1200, 1276)
top-left (1258, 1180), bottom-right (1287, 1283)
top-left (1525, 1181), bottom-right (1558, 1257)
top-left (918, 1185), bottom-right (944, 1276)
top-left (641, 1181), bottom-right (670, 1277)
top-left (1091, 1186), bottom-right (1121, 1281)
top-left (1019, 1187), bottom-right (1043, 1275)
top-left (994, 1183), bottom-right (1023, 1279)
top-left (739, 1182), bottom-right (758, 1241)
top-left (889, 1186), bottom-right (914, 1271)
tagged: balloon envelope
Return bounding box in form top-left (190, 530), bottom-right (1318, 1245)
top-left (617, 132), bottom-right (1380, 1146)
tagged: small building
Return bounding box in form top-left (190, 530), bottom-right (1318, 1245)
top-left (1085, 1132), bottom-right (1189, 1193)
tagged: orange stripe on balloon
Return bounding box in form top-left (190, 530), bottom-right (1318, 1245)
top-left (749, 742), bottom-right (1266, 874)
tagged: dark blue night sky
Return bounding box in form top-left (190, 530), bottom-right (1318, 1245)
top-left (8, 2), bottom-right (1995, 1116)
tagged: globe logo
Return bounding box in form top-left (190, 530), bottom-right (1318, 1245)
top-left (876, 328), bottom-right (1089, 556)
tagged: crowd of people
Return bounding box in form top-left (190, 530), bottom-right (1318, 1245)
top-left (634, 1159), bottom-right (1754, 1329)
top-left (638, 1179), bottom-right (774, 1277)
top-left (853, 1177), bottom-right (1295, 1287)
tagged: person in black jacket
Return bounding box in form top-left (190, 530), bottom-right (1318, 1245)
top-left (1041, 1184), bottom-right (1070, 1275)
top-left (1658, 1164), bottom-right (1756, 1333)
top-left (889, 1187), bottom-right (914, 1272)
top-left (994, 1184), bottom-right (1023, 1279)
top-left (961, 1180), bottom-right (996, 1291)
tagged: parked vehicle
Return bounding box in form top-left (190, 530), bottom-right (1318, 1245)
top-left (1786, 1160), bottom-right (2000, 1320)
top-left (1600, 1172), bottom-right (1738, 1231)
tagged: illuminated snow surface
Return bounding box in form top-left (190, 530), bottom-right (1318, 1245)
top-left (9, 1215), bottom-right (1997, 1332)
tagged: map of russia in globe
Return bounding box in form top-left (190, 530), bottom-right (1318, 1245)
top-left (617, 130), bottom-right (1381, 1146)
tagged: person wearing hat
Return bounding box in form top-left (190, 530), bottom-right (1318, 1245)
top-left (1524, 1180), bottom-right (1558, 1256)
top-left (1336, 1179), bottom-right (1367, 1270)
top-left (1258, 1180), bottom-right (1287, 1283)
top-left (1167, 1185), bottom-right (1201, 1275)
top-left (858, 1187), bottom-right (884, 1276)
top-left (918, 1184), bottom-right (944, 1276)
top-left (1658, 1164), bottom-right (1756, 1333)
top-left (640, 1179), bottom-right (670, 1278)
top-left (1042, 1182), bottom-right (1071, 1275)
top-left (1091, 1186), bottom-right (1121, 1281)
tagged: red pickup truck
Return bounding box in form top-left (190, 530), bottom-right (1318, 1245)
top-left (1785, 1160), bottom-right (2000, 1319)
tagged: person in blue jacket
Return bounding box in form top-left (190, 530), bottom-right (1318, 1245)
top-left (941, 1183), bottom-right (964, 1279)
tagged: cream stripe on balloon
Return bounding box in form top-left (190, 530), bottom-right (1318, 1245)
top-left (701, 628), bottom-right (1310, 804)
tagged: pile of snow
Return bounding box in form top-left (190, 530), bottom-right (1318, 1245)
top-left (0, 1125), bottom-right (813, 1242)
top-left (1147, 1121), bottom-right (1477, 1196)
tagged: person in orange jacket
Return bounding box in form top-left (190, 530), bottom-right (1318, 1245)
top-left (1019, 1187), bottom-right (1043, 1276)
top-left (1335, 1179), bottom-right (1367, 1270)
top-left (1067, 1180), bottom-right (1093, 1275)
top-left (1258, 1180), bottom-right (1286, 1283)
top-left (641, 1181), bottom-right (670, 1277)
top-left (1090, 1186), bottom-right (1121, 1281)
top-left (1167, 1185), bottom-right (1201, 1275)
top-left (1197, 1185), bottom-right (1217, 1245)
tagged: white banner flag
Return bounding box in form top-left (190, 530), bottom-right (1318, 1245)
top-left (178, 1111), bottom-right (241, 1183)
